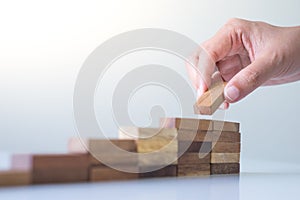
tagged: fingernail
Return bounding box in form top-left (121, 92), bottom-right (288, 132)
top-left (225, 85), bottom-right (240, 101)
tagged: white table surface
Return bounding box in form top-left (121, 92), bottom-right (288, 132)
top-left (0, 173), bottom-right (299, 200)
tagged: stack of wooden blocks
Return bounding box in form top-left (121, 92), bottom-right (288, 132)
top-left (0, 118), bottom-right (240, 187)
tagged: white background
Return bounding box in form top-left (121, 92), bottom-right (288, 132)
top-left (0, 0), bottom-right (299, 173)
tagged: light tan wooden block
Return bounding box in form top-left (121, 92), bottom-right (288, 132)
top-left (194, 82), bottom-right (226, 115)
top-left (136, 139), bottom-right (178, 153)
top-left (211, 163), bottom-right (240, 174)
top-left (139, 165), bottom-right (177, 178)
top-left (213, 120), bottom-right (240, 132)
top-left (178, 164), bottom-right (210, 176)
top-left (211, 153), bottom-right (240, 163)
top-left (212, 142), bottom-right (240, 153)
top-left (12, 154), bottom-right (89, 184)
top-left (68, 138), bottom-right (137, 153)
top-left (90, 166), bottom-right (138, 181)
top-left (0, 170), bottom-right (31, 186)
top-left (178, 153), bottom-right (211, 164)
top-left (119, 127), bottom-right (177, 140)
top-left (160, 118), bottom-right (213, 131)
top-left (138, 152), bottom-right (177, 166)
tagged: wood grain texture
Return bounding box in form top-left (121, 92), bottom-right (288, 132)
top-left (211, 153), bottom-right (240, 163)
top-left (177, 130), bottom-right (240, 143)
top-left (178, 141), bottom-right (212, 153)
top-left (68, 138), bottom-right (137, 153)
top-left (119, 127), bottom-right (177, 140)
top-left (138, 152), bottom-right (177, 166)
top-left (90, 166), bottom-right (138, 181)
top-left (139, 165), bottom-right (177, 178)
top-left (178, 153), bottom-right (211, 164)
top-left (0, 170), bottom-right (31, 186)
top-left (210, 163), bottom-right (240, 174)
top-left (194, 82), bottom-right (226, 115)
top-left (90, 153), bottom-right (139, 166)
top-left (213, 120), bottom-right (240, 132)
top-left (12, 154), bottom-right (89, 184)
top-left (178, 164), bottom-right (210, 176)
top-left (160, 118), bottom-right (213, 131)
top-left (177, 129), bottom-right (213, 142)
top-left (212, 142), bottom-right (240, 153)
top-left (136, 139), bottom-right (178, 153)
top-left (210, 131), bottom-right (241, 142)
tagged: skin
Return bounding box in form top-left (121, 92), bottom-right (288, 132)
top-left (187, 18), bottom-right (300, 109)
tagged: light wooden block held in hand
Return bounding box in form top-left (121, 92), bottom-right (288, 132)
top-left (194, 82), bottom-right (226, 115)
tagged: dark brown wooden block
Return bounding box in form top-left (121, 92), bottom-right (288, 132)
top-left (178, 164), bottom-right (210, 176)
top-left (210, 131), bottom-right (241, 142)
top-left (210, 163), bottom-right (240, 174)
top-left (213, 120), bottom-right (239, 132)
top-left (212, 142), bottom-right (240, 153)
top-left (139, 165), bottom-right (177, 178)
top-left (12, 154), bottom-right (89, 184)
top-left (160, 118), bottom-right (213, 131)
top-left (0, 170), bottom-right (31, 186)
top-left (90, 166), bottom-right (139, 181)
top-left (178, 141), bottom-right (212, 153)
top-left (177, 130), bottom-right (240, 143)
top-left (178, 153), bottom-right (211, 164)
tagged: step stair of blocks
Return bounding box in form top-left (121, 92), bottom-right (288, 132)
top-left (0, 118), bottom-right (240, 186)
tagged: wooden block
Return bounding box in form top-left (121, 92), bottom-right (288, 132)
top-left (160, 118), bottom-right (213, 131)
top-left (213, 120), bottom-right (240, 132)
top-left (210, 163), bottom-right (240, 174)
top-left (178, 164), bottom-right (210, 176)
top-left (210, 131), bottom-right (241, 142)
top-left (12, 154), bottom-right (89, 184)
top-left (178, 130), bottom-right (240, 143)
top-left (178, 141), bottom-right (212, 153)
top-left (211, 153), bottom-right (240, 163)
top-left (119, 127), bottom-right (177, 140)
top-left (136, 139), bottom-right (178, 153)
top-left (177, 129), bottom-right (213, 142)
top-left (194, 81), bottom-right (226, 115)
top-left (89, 139), bottom-right (137, 153)
top-left (32, 168), bottom-right (88, 184)
top-left (178, 153), bottom-right (211, 164)
top-left (138, 152), bottom-right (177, 166)
top-left (139, 165), bottom-right (177, 178)
top-left (0, 170), bottom-right (31, 186)
top-left (68, 138), bottom-right (137, 153)
top-left (90, 153), bottom-right (139, 166)
top-left (212, 142), bottom-right (240, 153)
top-left (90, 166), bottom-right (139, 181)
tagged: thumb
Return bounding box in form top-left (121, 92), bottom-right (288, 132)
top-left (224, 57), bottom-right (273, 103)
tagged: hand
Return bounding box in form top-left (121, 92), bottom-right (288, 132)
top-left (187, 18), bottom-right (300, 108)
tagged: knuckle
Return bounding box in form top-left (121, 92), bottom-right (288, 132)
top-left (241, 69), bottom-right (261, 88)
top-left (224, 18), bottom-right (246, 33)
top-left (225, 18), bottom-right (245, 26)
